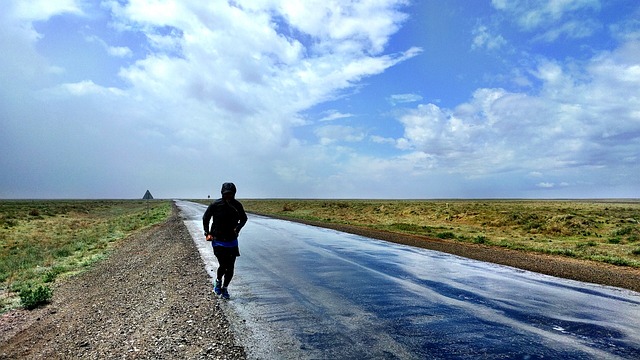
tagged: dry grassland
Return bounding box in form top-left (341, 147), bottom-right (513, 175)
top-left (0, 200), bottom-right (171, 312)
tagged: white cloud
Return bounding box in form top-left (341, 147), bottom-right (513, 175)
top-left (109, 0), bottom-right (416, 114)
top-left (86, 35), bottom-right (134, 58)
top-left (370, 135), bottom-right (395, 145)
top-left (1, 0), bottom-right (416, 198)
top-left (320, 110), bottom-right (354, 121)
top-left (0, 1), bottom-right (82, 87)
top-left (107, 46), bottom-right (133, 57)
top-left (103, 0), bottom-right (420, 164)
top-left (609, 14), bottom-right (640, 42)
top-left (388, 93), bottom-right (423, 105)
top-left (276, 0), bottom-right (409, 55)
top-left (315, 125), bottom-right (365, 145)
top-left (534, 19), bottom-right (601, 42)
top-left (2, 0), bottom-right (636, 199)
top-left (12, 0), bottom-right (83, 21)
top-left (53, 80), bottom-right (127, 96)
top-left (393, 39), bottom-right (640, 182)
top-left (491, 0), bottom-right (600, 31)
top-left (471, 25), bottom-right (507, 50)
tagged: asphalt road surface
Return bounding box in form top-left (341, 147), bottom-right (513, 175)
top-left (176, 200), bottom-right (640, 359)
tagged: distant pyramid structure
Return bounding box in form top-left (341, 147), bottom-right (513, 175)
top-left (142, 190), bottom-right (154, 200)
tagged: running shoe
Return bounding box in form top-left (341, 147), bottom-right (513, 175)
top-left (221, 287), bottom-right (230, 299)
top-left (214, 279), bottom-right (222, 295)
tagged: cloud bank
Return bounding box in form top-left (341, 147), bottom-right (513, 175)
top-left (1, 0), bottom-right (638, 199)
top-left (1, 0), bottom-right (417, 198)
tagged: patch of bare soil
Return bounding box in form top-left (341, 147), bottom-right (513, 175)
top-left (0, 205), bottom-right (246, 360)
top-left (260, 214), bottom-right (640, 293)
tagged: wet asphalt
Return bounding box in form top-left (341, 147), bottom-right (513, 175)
top-left (176, 200), bottom-right (640, 360)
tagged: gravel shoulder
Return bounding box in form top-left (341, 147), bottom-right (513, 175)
top-left (0, 204), bottom-right (246, 360)
top-left (2, 205), bottom-right (638, 359)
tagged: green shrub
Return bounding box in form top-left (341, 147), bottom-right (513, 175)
top-left (547, 248), bottom-right (576, 257)
top-left (436, 231), bottom-right (456, 239)
top-left (632, 248), bottom-right (640, 256)
top-left (608, 237), bottom-right (622, 244)
top-left (43, 265), bottom-right (67, 283)
top-left (42, 271), bottom-right (56, 283)
top-left (20, 285), bottom-right (53, 309)
top-left (473, 236), bottom-right (487, 244)
top-left (613, 227), bottom-right (634, 236)
top-left (388, 223), bottom-right (425, 233)
top-left (597, 256), bottom-right (632, 266)
top-left (282, 203), bottom-right (294, 211)
top-left (575, 241), bottom-right (598, 249)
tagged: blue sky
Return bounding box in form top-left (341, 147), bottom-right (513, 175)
top-left (1, 0), bottom-right (639, 199)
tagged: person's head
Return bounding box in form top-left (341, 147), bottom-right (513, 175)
top-left (221, 182), bottom-right (237, 200)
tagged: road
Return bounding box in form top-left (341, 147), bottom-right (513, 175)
top-left (176, 200), bottom-right (640, 359)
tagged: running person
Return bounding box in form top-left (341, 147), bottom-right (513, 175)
top-left (203, 182), bottom-right (248, 299)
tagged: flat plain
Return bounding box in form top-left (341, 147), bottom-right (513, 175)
top-left (0, 200), bottom-right (171, 312)
top-left (3, 198), bottom-right (639, 313)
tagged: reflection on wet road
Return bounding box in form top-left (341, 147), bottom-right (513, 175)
top-left (177, 200), bottom-right (640, 359)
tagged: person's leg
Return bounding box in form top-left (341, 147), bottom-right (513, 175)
top-left (214, 252), bottom-right (236, 284)
top-left (217, 254), bottom-right (236, 299)
top-left (216, 261), bottom-right (226, 282)
top-left (221, 255), bottom-right (237, 288)
top-left (213, 252), bottom-right (224, 295)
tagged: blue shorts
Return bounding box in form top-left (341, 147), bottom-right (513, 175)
top-left (212, 238), bottom-right (239, 257)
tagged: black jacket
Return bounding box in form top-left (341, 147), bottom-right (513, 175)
top-left (202, 198), bottom-right (248, 241)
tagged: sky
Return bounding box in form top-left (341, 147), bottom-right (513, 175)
top-left (1, 0), bottom-right (639, 199)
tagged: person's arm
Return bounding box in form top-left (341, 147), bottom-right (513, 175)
top-left (234, 201), bottom-right (248, 234)
top-left (202, 204), bottom-right (213, 236)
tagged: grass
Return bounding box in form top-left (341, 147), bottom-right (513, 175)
top-left (0, 200), bottom-right (171, 312)
top-left (237, 199), bottom-right (640, 268)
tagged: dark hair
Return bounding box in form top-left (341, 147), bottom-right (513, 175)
top-left (221, 182), bottom-right (237, 194)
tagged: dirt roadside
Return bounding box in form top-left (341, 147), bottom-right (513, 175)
top-left (0, 204), bottom-right (246, 359)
